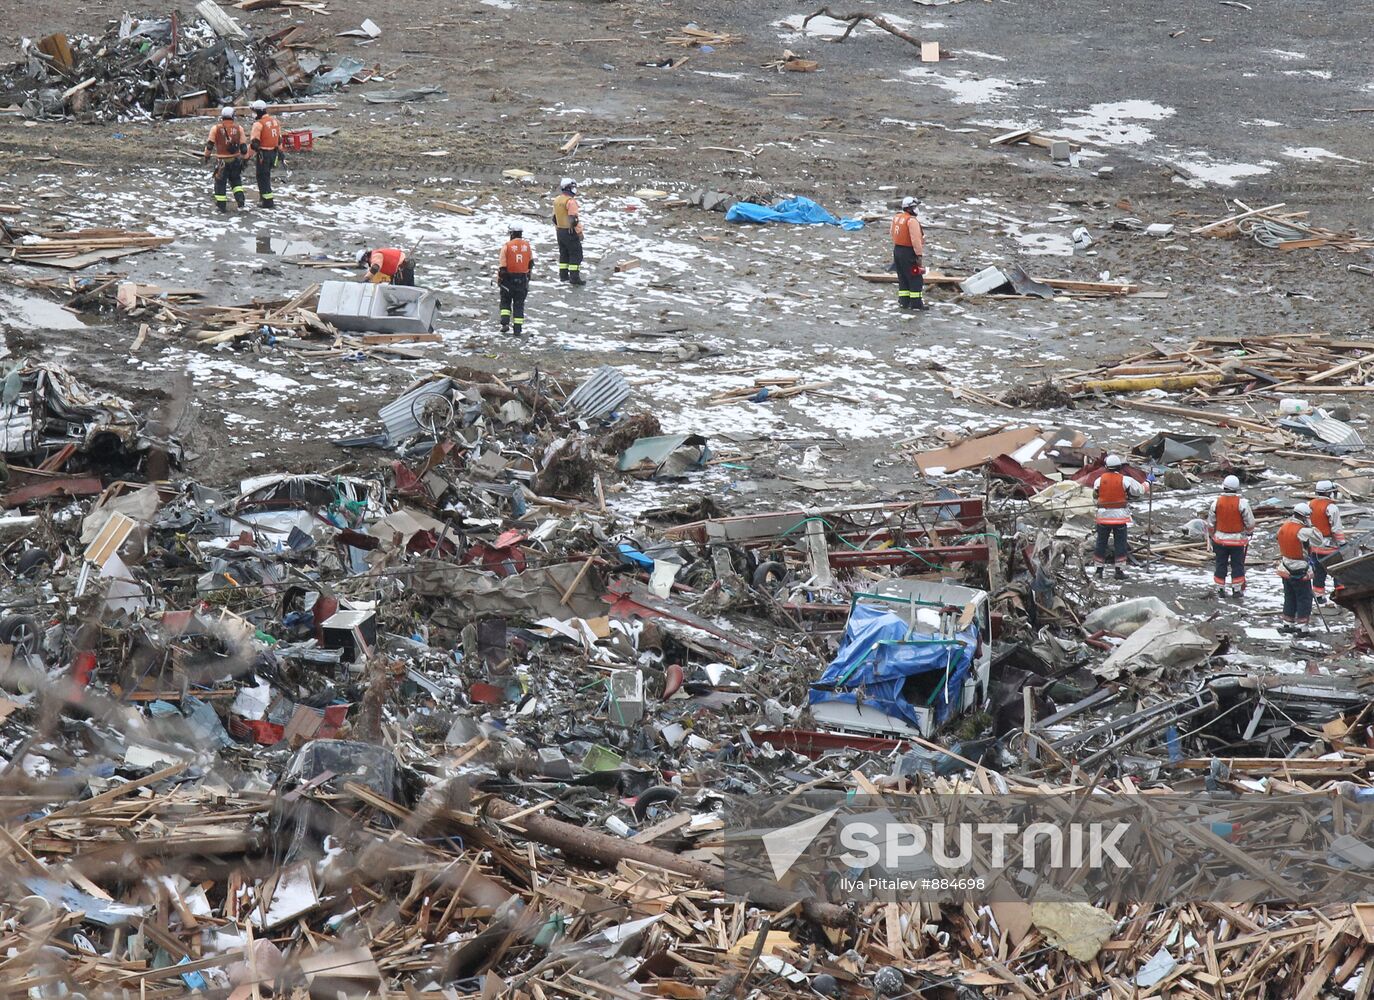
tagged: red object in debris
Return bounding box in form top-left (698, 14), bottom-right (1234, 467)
top-left (71, 651), bottom-right (97, 688)
top-left (280, 129), bottom-right (314, 152)
top-left (662, 663), bottom-right (684, 698)
top-left (229, 717), bottom-right (285, 745)
top-left (470, 682), bottom-right (505, 705)
top-left (750, 728), bottom-right (909, 758)
top-left (986, 454), bottom-right (1055, 498)
top-left (319, 703), bottom-right (349, 738)
top-left (312, 595), bottom-right (339, 641)
top-left (463, 538), bottom-right (527, 577)
top-left (390, 460), bottom-right (427, 497)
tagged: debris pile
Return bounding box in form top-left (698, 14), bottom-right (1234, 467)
top-left (1, 9), bottom-right (357, 121)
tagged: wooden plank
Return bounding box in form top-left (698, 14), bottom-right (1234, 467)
top-left (1190, 202), bottom-right (1286, 235)
top-left (630, 812), bottom-right (693, 845)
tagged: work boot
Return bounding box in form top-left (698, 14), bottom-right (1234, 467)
top-left (1114, 567), bottom-right (1126, 581)
top-left (1278, 622), bottom-right (1295, 634)
top-left (499, 322), bottom-right (509, 334)
top-left (1214, 586), bottom-right (1226, 600)
top-left (1231, 586), bottom-right (1244, 601)
top-left (911, 298), bottom-right (926, 311)
top-left (1094, 566), bottom-right (1104, 580)
top-left (1293, 626), bottom-right (1311, 638)
top-left (570, 275), bottom-right (585, 286)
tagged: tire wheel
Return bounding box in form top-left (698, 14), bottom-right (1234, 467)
top-left (15, 549), bottom-right (53, 578)
top-left (751, 560), bottom-right (791, 594)
top-left (0, 615), bottom-right (40, 655)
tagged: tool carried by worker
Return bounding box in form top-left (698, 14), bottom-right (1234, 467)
top-left (248, 99), bottom-right (281, 209)
top-left (203, 106), bottom-right (248, 213)
top-left (890, 196), bottom-right (925, 312)
top-left (496, 224), bottom-right (534, 335)
top-left (552, 178), bottom-right (585, 285)
top-left (1206, 475), bottom-right (1254, 599)
top-left (1092, 454), bottom-right (1145, 580)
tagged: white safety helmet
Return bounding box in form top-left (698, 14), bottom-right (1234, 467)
top-left (901, 196), bottom-right (917, 211)
top-left (1294, 502), bottom-right (1313, 518)
top-left (560, 177), bottom-right (576, 192)
top-left (1222, 475), bottom-right (1240, 492)
top-left (250, 99), bottom-right (268, 113)
top-left (508, 223), bottom-right (524, 236)
top-left (1104, 454), bottom-right (1123, 470)
top-left (220, 106), bottom-right (235, 119)
top-left (1316, 480), bottom-right (1336, 495)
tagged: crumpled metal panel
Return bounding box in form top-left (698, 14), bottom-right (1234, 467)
top-left (378, 377), bottom-right (452, 443)
top-left (563, 365), bottom-right (631, 420)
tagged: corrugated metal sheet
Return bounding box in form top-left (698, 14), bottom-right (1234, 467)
top-left (563, 365), bottom-right (630, 420)
top-left (379, 377), bottom-right (452, 443)
top-left (1282, 413), bottom-right (1363, 449)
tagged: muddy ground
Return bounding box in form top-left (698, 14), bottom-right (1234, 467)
top-left (2, 0), bottom-right (1373, 659)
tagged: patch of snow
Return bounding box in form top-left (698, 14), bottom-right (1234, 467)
top-left (1242, 118), bottom-right (1284, 127)
top-left (1266, 49), bottom-right (1306, 61)
top-left (1282, 69), bottom-right (1332, 79)
top-left (902, 67), bottom-right (1030, 105)
top-left (1056, 100), bottom-right (1176, 146)
top-left (1283, 146), bottom-right (1359, 162)
top-left (1171, 155), bottom-right (1272, 188)
top-left (959, 49), bottom-right (1007, 62)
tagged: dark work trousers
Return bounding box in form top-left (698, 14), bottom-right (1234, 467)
top-left (1283, 568), bottom-right (1313, 624)
top-left (392, 259), bottom-right (416, 287)
top-left (1094, 524), bottom-right (1128, 565)
top-left (893, 245), bottom-right (923, 308)
top-left (213, 158), bottom-right (246, 209)
top-left (1311, 550), bottom-right (1336, 595)
top-left (254, 149), bottom-right (276, 206)
top-left (499, 273), bottom-right (529, 332)
top-left (1213, 544), bottom-right (1247, 588)
top-left (557, 227), bottom-right (583, 282)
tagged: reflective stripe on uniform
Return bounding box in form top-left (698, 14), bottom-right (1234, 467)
top-left (500, 309), bottom-right (511, 318)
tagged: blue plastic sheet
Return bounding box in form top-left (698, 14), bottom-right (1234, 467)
top-left (725, 196), bottom-right (864, 231)
top-left (809, 603), bottom-right (974, 730)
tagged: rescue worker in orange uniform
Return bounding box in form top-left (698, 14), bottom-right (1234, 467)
top-left (1206, 475), bottom-right (1254, 599)
top-left (497, 224), bottom-right (534, 335)
top-left (1308, 480), bottom-right (1346, 601)
top-left (357, 247), bottom-right (414, 286)
top-left (1092, 454), bottom-right (1145, 580)
top-left (203, 106), bottom-right (248, 213)
top-left (553, 178), bottom-right (585, 285)
top-left (1277, 503), bottom-right (1322, 636)
top-left (248, 99), bottom-right (281, 209)
top-left (890, 196), bottom-right (926, 311)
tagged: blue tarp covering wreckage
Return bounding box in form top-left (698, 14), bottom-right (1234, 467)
top-left (808, 603), bottom-right (974, 730)
top-left (725, 196), bottom-right (865, 231)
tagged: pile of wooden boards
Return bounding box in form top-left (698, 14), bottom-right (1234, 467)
top-left (1193, 199), bottom-right (1374, 252)
top-left (665, 26), bottom-right (742, 47)
top-left (706, 375), bottom-right (840, 406)
top-left (1, 228), bottom-right (173, 270)
top-left (1060, 332), bottom-right (1374, 397)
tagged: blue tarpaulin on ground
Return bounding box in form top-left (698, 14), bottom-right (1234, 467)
top-left (725, 196), bottom-right (864, 231)
top-left (808, 603), bottom-right (974, 729)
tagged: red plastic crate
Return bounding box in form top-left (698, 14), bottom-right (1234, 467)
top-left (281, 130), bottom-right (314, 152)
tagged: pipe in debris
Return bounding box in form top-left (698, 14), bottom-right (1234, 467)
top-left (477, 796), bottom-right (853, 928)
